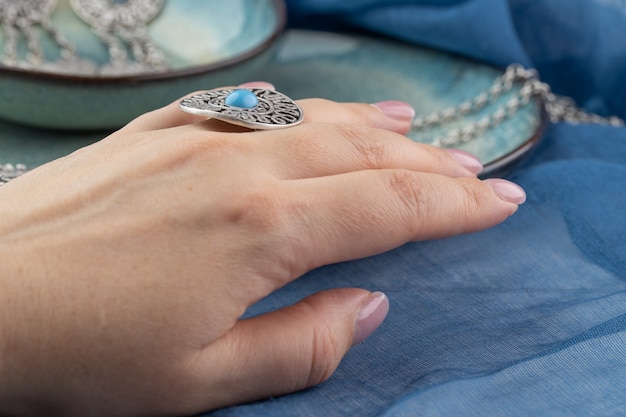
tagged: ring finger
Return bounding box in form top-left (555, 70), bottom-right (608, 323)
top-left (119, 85), bottom-right (415, 135)
top-left (236, 122), bottom-right (484, 179)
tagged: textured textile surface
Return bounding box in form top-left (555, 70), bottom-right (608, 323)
top-left (206, 1), bottom-right (626, 416)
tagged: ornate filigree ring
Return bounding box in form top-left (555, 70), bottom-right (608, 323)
top-left (179, 88), bottom-right (304, 130)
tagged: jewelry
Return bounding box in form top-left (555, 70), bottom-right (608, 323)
top-left (0, 0), bottom-right (95, 74)
top-left (412, 64), bottom-right (624, 148)
top-left (179, 88), bottom-right (305, 130)
top-left (69, 0), bottom-right (168, 75)
top-left (3, 66), bottom-right (624, 186)
top-left (0, 164), bottom-right (28, 186)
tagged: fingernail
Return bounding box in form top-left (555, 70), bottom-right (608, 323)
top-left (239, 81), bottom-right (275, 90)
top-left (446, 149), bottom-right (484, 175)
top-left (372, 101), bottom-right (416, 122)
top-left (352, 292), bottom-right (389, 346)
top-left (484, 178), bottom-right (527, 204)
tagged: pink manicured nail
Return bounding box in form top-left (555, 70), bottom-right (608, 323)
top-left (372, 101), bottom-right (416, 122)
top-left (484, 178), bottom-right (527, 204)
top-left (352, 292), bottom-right (389, 346)
top-left (238, 81), bottom-right (275, 90)
top-left (446, 149), bottom-right (484, 175)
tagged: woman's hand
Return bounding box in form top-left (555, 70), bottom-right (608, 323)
top-left (0, 84), bottom-right (525, 417)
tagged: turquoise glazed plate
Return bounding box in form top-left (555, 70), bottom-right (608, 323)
top-left (256, 31), bottom-right (545, 177)
top-left (0, 29), bottom-right (544, 177)
top-left (0, 0), bottom-right (285, 129)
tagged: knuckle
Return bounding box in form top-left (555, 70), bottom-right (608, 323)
top-left (296, 123), bottom-right (389, 166)
top-left (385, 170), bottom-right (430, 216)
top-left (381, 170), bottom-right (438, 236)
top-left (333, 124), bottom-right (390, 167)
top-left (351, 135), bottom-right (393, 168)
top-left (334, 123), bottom-right (372, 143)
top-left (308, 329), bottom-right (341, 385)
top-left (302, 308), bottom-right (343, 386)
top-left (459, 178), bottom-right (491, 217)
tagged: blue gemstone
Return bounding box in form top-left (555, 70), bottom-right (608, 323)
top-left (225, 89), bottom-right (258, 109)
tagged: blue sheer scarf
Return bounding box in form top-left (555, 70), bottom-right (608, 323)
top-left (210, 1), bottom-right (626, 415)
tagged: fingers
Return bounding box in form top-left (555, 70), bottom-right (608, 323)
top-left (298, 98), bottom-right (414, 134)
top-left (250, 123), bottom-right (483, 178)
top-left (185, 288), bottom-right (388, 412)
top-left (116, 85), bottom-right (480, 179)
top-left (274, 172), bottom-right (525, 277)
top-left (119, 86), bottom-right (415, 135)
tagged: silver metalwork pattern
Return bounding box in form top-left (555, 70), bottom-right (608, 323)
top-left (69, 0), bottom-right (167, 74)
top-left (0, 0), bottom-right (77, 69)
top-left (69, 0), bottom-right (164, 27)
top-left (0, 164), bottom-right (28, 186)
top-left (180, 88), bottom-right (305, 130)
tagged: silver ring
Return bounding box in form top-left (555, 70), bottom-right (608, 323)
top-left (179, 88), bottom-right (304, 130)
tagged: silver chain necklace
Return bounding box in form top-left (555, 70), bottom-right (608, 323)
top-left (0, 164), bottom-right (28, 186)
top-left (412, 64), bottom-right (623, 148)
top-left (1, 65), bottom-right (623, 186)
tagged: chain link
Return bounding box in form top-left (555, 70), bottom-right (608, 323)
top-left (0, 163), bottom-right (28, 186)
top-left (412, 64), bottom-right (624, 147)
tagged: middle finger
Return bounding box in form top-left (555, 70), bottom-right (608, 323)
top-left (247, 122), bottom-right (483, 179)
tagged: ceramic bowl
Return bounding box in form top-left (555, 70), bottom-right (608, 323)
top-left (0, 0), bottom-right (286, 130)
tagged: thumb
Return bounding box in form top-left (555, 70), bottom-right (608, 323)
top-left (192, 288), bottom-right (389, 411)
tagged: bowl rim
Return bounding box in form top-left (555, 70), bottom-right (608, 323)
top-left (479, 97), bottom-right (547, 178)
top-left (0, 0), bottom-right (286, 85)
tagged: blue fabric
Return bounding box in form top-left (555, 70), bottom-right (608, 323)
top-left (208, 1), bottom-right (626, 416)
top-left (286, 0), bottom-right (626, 118)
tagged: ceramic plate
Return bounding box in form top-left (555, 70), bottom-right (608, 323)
top-left (0, 29), bottom-right (544, 176)
top-left (257, 30), bottom-right (545, 176)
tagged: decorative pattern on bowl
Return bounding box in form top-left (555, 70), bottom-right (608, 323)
top-left (0, 0), bottom-right (285, 129)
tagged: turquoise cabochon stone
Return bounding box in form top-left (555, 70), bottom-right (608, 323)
top-left (225, 89), bottom-right (259, 108)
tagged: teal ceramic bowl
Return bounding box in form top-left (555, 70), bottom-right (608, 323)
top-left (0, 0), bottom-right (286, 130)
